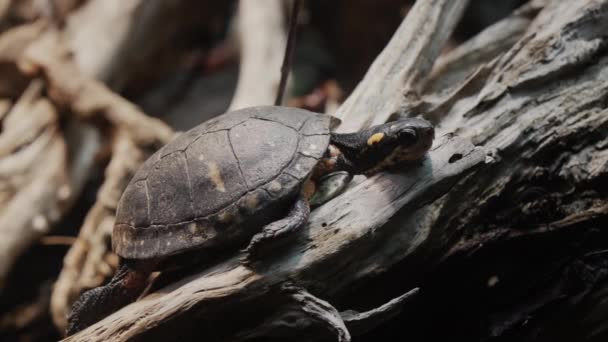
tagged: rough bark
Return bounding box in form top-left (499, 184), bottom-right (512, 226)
top-left (65, 0), bottom-right (608, 341)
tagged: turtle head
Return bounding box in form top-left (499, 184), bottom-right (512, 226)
top-left (331, 117), bottom-right (435, 175)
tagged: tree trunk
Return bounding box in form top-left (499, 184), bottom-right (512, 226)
top-left (66, 0), bottom-right (608, 341)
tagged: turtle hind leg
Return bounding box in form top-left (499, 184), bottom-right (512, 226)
top-left (66, 260), bottom-right (152, 335)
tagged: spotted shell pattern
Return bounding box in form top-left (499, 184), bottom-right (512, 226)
top-left (113, 106), bottom-right (331, 259)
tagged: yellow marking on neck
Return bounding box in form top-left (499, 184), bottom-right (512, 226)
top-left (367, 132), bottom-right (385, 146)
top-left (206, 161), bottom-right (226, 192)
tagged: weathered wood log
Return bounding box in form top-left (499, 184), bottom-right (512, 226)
top-left (67, 0), bottom-right (608, 340)
top-left (359, 0), bottom-right (608, 340)
top-left (65, 133), bottom-right (485, 342)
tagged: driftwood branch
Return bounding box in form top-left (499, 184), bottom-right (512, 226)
top-left (51, 132), bottom-right (144, 330)
top-left (0, 80), bottom-right (68, 288)
top-left (339, 287), bottom-right (419, 336)
top-left (228, 0), bottom-right (287, 110)
top-left (64, 0), bottom-right (227, 90)
top-left (62, 0), bottom-right (147, 81)
top-left (334, 0), bottom-right (470, 131)
top-left (20, 29), bottom-right (173, 146)
top-left (25, 21), bottom-right (175, 330)
top-left (406, 0), bottom-right (546, 124)
top-left (424, 1), bottom-right (543, 94)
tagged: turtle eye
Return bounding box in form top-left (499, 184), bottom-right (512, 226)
top-left (397, 127), bottom-right (417, 144)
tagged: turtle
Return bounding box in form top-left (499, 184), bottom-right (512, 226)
top-left (67, 105), bottom-right (435, 334)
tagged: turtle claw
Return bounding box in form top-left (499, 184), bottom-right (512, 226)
top-left (240, 231), bottom-right (273, 265)
top-left (242, 231), bottom-right (272, 263)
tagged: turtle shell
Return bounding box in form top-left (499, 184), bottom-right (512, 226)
top-left (113, 106), bottom-right (331, 260)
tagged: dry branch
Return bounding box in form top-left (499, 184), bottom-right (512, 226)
top-left (425, 5), bottom-right (537, 93)
top-left (63, 0), bottom-right (145, 80)
top-left (0, 21), bottom-right (45, 98)
top-left (51, 132), bottom-right (145, 330)
top-left (228, 0), bottom-right (287, 110)
top-left (64, 0), bottom-right (226, 90)
top-left (0, 81), bottom-right (100, 292)
top-left (334, 0), bottom-right (470, 131)
top-left (0, 81), bottom-right (67, 288)
top-left (407, 0), bottom-right (548, 124)
top-left (21, 29), bottom-right (173, 146)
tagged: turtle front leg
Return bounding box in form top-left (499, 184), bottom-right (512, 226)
top-left (244, 182), bottom-right (313, 261)
top-left (66, 260), bottom-right (152, 335)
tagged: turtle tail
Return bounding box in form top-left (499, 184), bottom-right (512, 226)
top-left (66, 262), bottom-right (151, 336)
